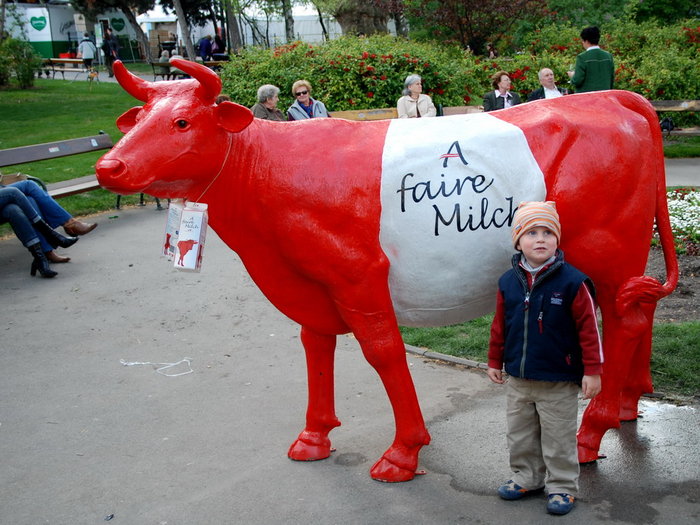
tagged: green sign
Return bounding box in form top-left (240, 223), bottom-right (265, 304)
top-left (30, 16), bottom-right (47, 31)
top-left (111, 18), bottom-right (125, 32)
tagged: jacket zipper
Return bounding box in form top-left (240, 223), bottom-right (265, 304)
top-left (516, 260), bottom-right (559, 378)
top-left (520, 291), bottom-right (530, 377)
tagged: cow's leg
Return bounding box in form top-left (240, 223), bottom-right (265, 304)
top-left (288, 327), bottom-right (341, 461)
top-left (618, 302), bottom-right (656, 421)
top-left (577, 295), bottom-right (625, 463)
top-left (577, 283), bottom-right (658, 462)
top-left (340, 307), bottom-right (430, 482)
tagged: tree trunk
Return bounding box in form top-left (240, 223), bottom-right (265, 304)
top-left (172, 0), bottom-right (197, 60)
top-left (225, 2), bottom-right (242, 52)
top-left (281, 0), bottom-right (295, 42)
top-left (0, 0), bottom-right (6, 42)
top-left (120, 7), bottom-right (152, 62)
top-left (392, 12), bottom-right (408, 37)
top-left (314, 5), bottom-right (329, 41)
top-left (333, 1), bottom-right (388, 36)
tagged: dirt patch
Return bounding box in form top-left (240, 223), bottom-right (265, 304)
top-left (646, 248), bottom-right (700, 323)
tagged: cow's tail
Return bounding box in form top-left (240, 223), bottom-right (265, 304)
top-left (616, 92), bottom-right (679, 315)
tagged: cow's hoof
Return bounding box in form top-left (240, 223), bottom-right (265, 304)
top-left (370, 456), bottom-right (418, 483)
top-left (619, 406), bottom-right (640, 421)
top-left (288, 432), bottom-right (332, 461)
top-left (577, 444), bottom-right (604, 464)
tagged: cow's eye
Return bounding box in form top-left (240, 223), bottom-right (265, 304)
top-left (175, 119), bottom-right (189, 129)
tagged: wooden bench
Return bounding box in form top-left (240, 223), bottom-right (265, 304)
top-left (329, 107), bottom-right (398, 120)
top-left (0, 134), bottom-right (161, 209)
top-left (46, 58), bottom-right (98, 82)
top-left (329, 105), bottom-right (484, 121)
top-left (149, 62), bottom-right (188, 81)
top-left (650, 100), bottom-right (699, 136)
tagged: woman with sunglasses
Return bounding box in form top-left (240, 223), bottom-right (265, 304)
top-left (397, 74), bottom-right (436, 118)
top-left (287, 80), bottom-right (330, 120)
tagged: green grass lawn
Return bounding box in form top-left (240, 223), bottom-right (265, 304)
top-left (401, 316), bottom-right (700, 399)
top-left (0, 75), bottom-right (158, 216)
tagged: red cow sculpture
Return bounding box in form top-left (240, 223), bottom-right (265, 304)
top-left (96, 59), bottom-right (678, 482)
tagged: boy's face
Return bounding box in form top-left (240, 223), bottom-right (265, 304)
top-left (516, 226), bottom-right (558, 266)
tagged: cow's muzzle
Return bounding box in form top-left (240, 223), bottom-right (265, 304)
top-left (96, 158), bottom-right (129, 191)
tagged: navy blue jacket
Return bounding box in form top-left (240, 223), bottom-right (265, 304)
top-left (498, 251), bottom-right (594, 382)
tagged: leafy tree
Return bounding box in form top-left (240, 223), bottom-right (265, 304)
top-left (312, 0), bottom-right (389, 35)
top-left (545, 0), bottom-right (627, 26)
top-left (631, 0), bottom-right (698, 23)
top-left (70, 0), bottom-right (156, 61)
top-left (401, 0), bottom-right (547, 54)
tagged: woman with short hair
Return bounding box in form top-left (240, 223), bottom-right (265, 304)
top-left (396, 74), bottom-right (436, 118)
top-left (287, 80), bottom-right (330, 120)
top-left (250, 84), bottom-right (285, 121)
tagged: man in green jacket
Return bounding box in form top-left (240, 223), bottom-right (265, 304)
top-left (567, 26), bottom-right (614, 93)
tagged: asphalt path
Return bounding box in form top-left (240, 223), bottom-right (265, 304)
top-left (1, 186), bottom-right (698, 524)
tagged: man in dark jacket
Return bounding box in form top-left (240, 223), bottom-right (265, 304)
top-left (527, 68), bottom-right (568, 102)
top-left (101, 28), bottom-right (119, 77)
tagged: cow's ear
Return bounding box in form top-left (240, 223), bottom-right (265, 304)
top-left (215, 101), bottom-right (254, 133)
top-left (116, 106), bottom-right (143, 133)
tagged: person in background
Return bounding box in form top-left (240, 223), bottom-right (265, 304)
top-left (287, 80), bottom-right (330, 120)
top-left (101, 28), bottom-right (119, 78)
top-left (157, 49), bottom-right (171, 79)
top-left (487, 201), bottom-right (603, 516)
top-left (527, 68), bottom-right (568, 101)
top-left (1, 177), bottom-right (96, 263)
top-left (212, 33), bottom-right (225, 56)
top-left (567, 26), bottom-right (614, 93)
top-left (396, 74), bottom-right (436, 118)
top-left (76, 32), bottom-right (97, 69)
top-left (0, 186), bottom-right (79, 278)
top-left (251, 85), bottom-right (285, 121)
top-left (483, 70), bottom-right (522, 112)
top-left (198, 35), bottom-right (213, 62)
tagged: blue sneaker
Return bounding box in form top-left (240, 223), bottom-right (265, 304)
top-left (497, 480), bottom-right (544, 500)
top-left (547, 493), bottom-right (575, 515)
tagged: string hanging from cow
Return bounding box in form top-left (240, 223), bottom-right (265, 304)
top-left (96, 58), bottom-right (678, 482)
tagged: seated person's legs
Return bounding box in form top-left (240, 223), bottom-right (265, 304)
top-left (8, 180), bottom-right (96, 235)
top-left (1, 203), bottom-right (41, 247)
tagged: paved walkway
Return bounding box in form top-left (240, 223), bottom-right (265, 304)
top-left (1, 204), bottom-right (698, 524)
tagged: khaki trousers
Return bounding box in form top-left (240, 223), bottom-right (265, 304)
top-left (506, 377), bottom-right (580, 495)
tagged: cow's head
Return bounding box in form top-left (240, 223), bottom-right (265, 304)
top-left (96, 59), bottom-right (254, 199)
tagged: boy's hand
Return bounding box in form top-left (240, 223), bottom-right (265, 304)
top-left (487, 367), bottom-right (505, 384)
top-left (582, 374), bottom-right (602, 399)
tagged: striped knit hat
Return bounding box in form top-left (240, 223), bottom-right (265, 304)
top-left (511, 201), bottom-right (561, 248)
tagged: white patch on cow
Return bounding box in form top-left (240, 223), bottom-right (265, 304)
top-left (379, 113), bottom-right (545, 326)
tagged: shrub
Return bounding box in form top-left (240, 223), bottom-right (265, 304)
top-left (220, 19), bottom-right (698, 124)
top-left (665, 189), bottom-right (700, 255)
top-left (0, 38), bottom-right (42, 89)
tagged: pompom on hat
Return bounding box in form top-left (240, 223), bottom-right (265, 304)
top-left (511, 201), bottom-right (561, 249)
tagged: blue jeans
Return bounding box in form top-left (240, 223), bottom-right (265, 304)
top-left (0, 186), bottom-right (42, 247)
top-left (2, 180), bottom-right (72, 251)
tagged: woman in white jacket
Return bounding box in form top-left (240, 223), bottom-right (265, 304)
top-left (396, 74), bottom-right (436, 118)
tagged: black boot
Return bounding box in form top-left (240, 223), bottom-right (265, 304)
top-left (33, 219), bottom-right (78, 249)
top-left (28, 243), bottom-right (57, 278)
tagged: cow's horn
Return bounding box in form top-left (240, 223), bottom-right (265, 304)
top-left (114, 60), bottom-right (153, 102)
top-left (170, 58), bottom-right (221, 102)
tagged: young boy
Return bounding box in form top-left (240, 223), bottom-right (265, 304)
top-left (487, 201), bottom-right (603, 516)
